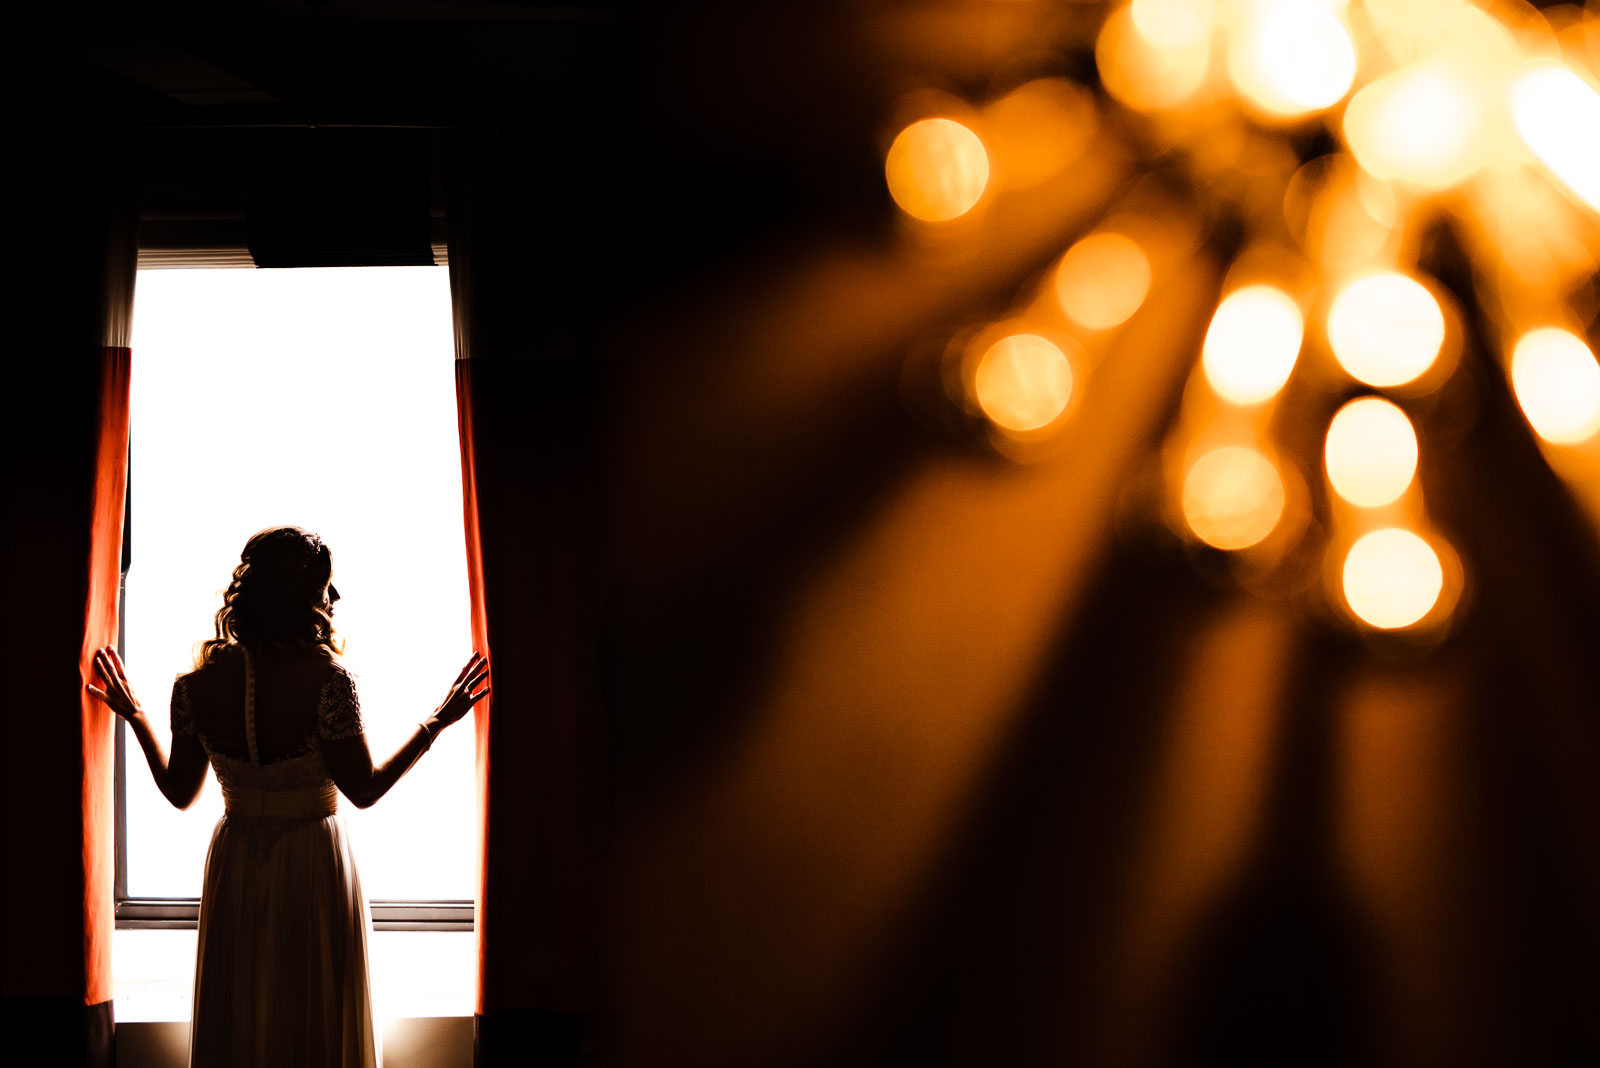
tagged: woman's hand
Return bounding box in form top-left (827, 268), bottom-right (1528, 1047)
top-left (87, 644), bottom-right (208, 808)
top-left (431, 651), bottom-right (490, 731)
top-left (326, 651), bottom-right (491, 808)
top-left (86, 645), bottom-right (144, 723)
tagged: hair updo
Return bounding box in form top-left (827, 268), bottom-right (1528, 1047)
top-left (195, 526), bottom-right (342, 667)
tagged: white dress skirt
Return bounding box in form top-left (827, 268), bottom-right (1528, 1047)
top-left (176, 650), bottom-right (380, 1068)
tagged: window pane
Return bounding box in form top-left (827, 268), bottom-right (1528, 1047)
top-left (124, 266), bottom-right (475, 901)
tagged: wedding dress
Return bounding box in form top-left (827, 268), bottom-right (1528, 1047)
top-left (172, 645), bottom-right (380, 1067)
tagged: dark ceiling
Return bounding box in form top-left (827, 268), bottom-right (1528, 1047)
top-left (19, 1), bottom-right (942, 275)
top-left (26, 2), bottom-right (631, 121)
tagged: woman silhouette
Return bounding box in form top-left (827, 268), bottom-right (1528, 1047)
top-left (88, 525), bottom-right (489, 1068)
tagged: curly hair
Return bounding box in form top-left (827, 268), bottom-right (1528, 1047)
top-left (195, 526), bottom-right (343, 667)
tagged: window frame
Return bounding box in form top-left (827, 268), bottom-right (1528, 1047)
top-left (112, 257), bottom-right (473, 933)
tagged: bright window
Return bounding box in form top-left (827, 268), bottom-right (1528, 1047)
top-left (122, 266), bottom-right (475, 906)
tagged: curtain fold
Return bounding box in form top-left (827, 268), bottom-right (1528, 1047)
top-left (80, 346), bottom-right (132, 1008)
top-left (2, 123), bottom-right (135, 1067)
top-left (449, 124), bottom-right (606, 1067)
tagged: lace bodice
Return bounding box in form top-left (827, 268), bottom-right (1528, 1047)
top-left (173, 649), bottom-right (364, 797)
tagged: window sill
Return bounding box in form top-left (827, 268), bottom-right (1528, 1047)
top-left (112, 927), bottom-right (476, 1023)
top-left (116, 1018), bottom-right (472, 1068)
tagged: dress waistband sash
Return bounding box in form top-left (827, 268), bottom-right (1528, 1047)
top-left (221, 782), bottom-right (339, 820)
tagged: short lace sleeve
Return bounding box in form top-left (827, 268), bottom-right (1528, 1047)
top-left (317, 664), bottom-right (364, 741)
top-left (170, 676), bottom-right (195, 737)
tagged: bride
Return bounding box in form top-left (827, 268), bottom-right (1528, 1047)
top-left (88, 525), bottom-right (489, 1067)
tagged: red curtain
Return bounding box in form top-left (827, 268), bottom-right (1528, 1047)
top-left (449, 126), bottom-right (607, 1066)
top-left (2, 123), bottom-right (135, 1064)
top-left (1, 345), bottom-right (130, 1056)
top-left (80, 347), bottom-right (131, 1009)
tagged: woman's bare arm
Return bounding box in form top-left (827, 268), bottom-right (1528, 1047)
top-left (322, 652), bottom-right (489, 809)
top-left (87, 646), bottom-right (209, 809)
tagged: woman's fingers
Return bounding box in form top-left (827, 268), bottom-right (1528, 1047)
top-left (438, 655), bottom-right (490, 722)
top-left (453, 652), bottom-right (483, 685)
top-left (99, 652), bottom-right (128, 694)
top-left (106, 645), bottom-right (128, 681)
top-left (96, 647), bottom-right (126, 688)
top-left (457, 661), bottom-right (489, 691)
top-left (86, 681), bottom-right (129, 718)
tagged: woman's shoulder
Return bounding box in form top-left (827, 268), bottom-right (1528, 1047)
top-left (272, 646), bottom-right (352, 682)
top-left (186, 643), bottom-right (349, 682)
top-left (180, 646), bottom-right (239, 685)
top-left (312, 649), bottom-right (352, 674)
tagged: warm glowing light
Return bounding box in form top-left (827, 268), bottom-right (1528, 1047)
top-left (1326, 272), bottom-right (1445, 387)
top-left (885, 118), bottom-right (990, 222)
top-left (1324, 397), bottom-right (1418, 507)
top-left (1342, 528), bottom-right (1444, 629)
top-left (1054, 232), bottom-right (1153, 330)
top-left (1420, 4), bottom-right (1519, 72)
top-left (1227, 2), bottom-right (1357, 118)
top-left (1511, 64), bottom-right (1600, 212)
top-left (1284, 155), bottom-right (1397, 267)
top-left (1510, 328), bottom-right (1600, 444)
top-left (984, 79), bottom-right (1097, 191)
top-left (974, 334), bottom-right (1076, 432)
top-left (1131, 0), bottom-right (1216, 48)
top-left (1318, 191), bottom-right (1394, 267)
top-left (1201, 285), bottom-right (1304, 405)
top-left (1343, 66), bottom-right (1483, 189)
top-left (1182, 446), bottom-right (1286, 550)
top-left (1364, 0), bottom-right (1465, 37)
top-left (1097, 2), bottom-right (1211, 112)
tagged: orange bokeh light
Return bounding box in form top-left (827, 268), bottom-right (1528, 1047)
top-left (1341, 528), bottom-right (1445, 630)
top-left (1226, 1), bottom-right (1357, 119)
top-left (973, 334), bottom-right (1076, 433)
top-left (1326, 272), bottom-right (1446, 388)
top-left (1054, 232), bottom-right (1153, 331)
top-left (983, 79), bottom-right (1098, 191)
top-left (1181, 445), bottom-right (1286, 550)
top-left (1511, 63), bottom-right (1600, 213)
top-left (1343, 66), bottom-right (1484, 190)
top-left (1510, 327), bottom-right (1600, 445)
top-left (1200, 285), bottom-right (1304, 406)
top-left (885, 118), bottom-right (990, 223)
top-left (1324, 397), bottom-right (1419, 508)
top-left (1097, 1), bottom-right (1212, 112)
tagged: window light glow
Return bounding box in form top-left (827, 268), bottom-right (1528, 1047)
top-left (1511, 64), bottom-right (1600, 213)
top-left (1201, 285), bottom-right (1305, 405)
top-left (973, 334), bottom-right (1076, 432)
top-left (1510, 327), bottom-right (1600, 444)
top-left (1182, 445), bottom-right (1286, 550)
top-left (125, 267), bottom-right (474, 902)
top-left (1054, 232), bottom-right (1153, 330)
top-left (1324, 397), bottom-right (1419, 507)
top-left (1342, 527), bottom-right (1445, 629)
top-left (885, 118), bottom-right (990, 222)
top-left (1326, 272), bottom-right (1446, 387)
